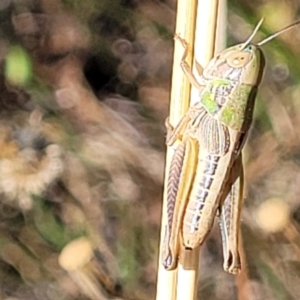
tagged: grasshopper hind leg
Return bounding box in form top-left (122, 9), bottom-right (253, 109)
top-left (218, 155), bottom-right (244, 275)
top-left (162, 137), bottom-right (199, 270)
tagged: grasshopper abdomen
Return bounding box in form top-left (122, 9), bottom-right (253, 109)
top-left (182, 153), bottom-right (232, 247)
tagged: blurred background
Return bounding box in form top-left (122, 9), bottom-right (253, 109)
top-left (0, 0), bottom-right (300, 299)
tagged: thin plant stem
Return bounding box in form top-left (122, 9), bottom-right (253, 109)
top-left (156, 1), bottom-right (220, 300)
top-left (155, 0), bottom-right (197, 298)
top-left (176, 1), bottom-right (219, 300)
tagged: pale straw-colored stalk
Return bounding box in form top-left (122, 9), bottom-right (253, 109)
top-left (156, 1), bottom-right (221, 300)
top-left (155, 0), bottom-right (197, 299)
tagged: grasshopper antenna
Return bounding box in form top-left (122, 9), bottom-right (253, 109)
top-left (241, 18), bottom-right (264, 49)
top-left (257, 19), bottom-right (300, 46)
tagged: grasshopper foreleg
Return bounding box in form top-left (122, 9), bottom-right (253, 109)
top-left (174, 34), bottom-right (207, 89)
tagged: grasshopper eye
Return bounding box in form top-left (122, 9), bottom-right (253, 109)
top-left (226, 51), bottom-right (251, 68)
top-left (245, 45), bottom-right (253, 51)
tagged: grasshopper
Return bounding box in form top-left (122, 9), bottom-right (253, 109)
top-left (162, 19), bottom-right (300, 274)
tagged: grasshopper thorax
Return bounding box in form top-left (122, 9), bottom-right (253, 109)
top-left (199, 19), bottom-right (300, 130)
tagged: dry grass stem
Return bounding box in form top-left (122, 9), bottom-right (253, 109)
top-left (156, 1), bottom-right (219, 300)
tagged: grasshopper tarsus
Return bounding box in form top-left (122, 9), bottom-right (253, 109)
top-left (174, 34), bottom-right (188, 48)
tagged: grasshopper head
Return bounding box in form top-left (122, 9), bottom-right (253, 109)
top-left (203, 18), bottom-right (300, 87)
top-left (203, 43), bottom-right (264, 86)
